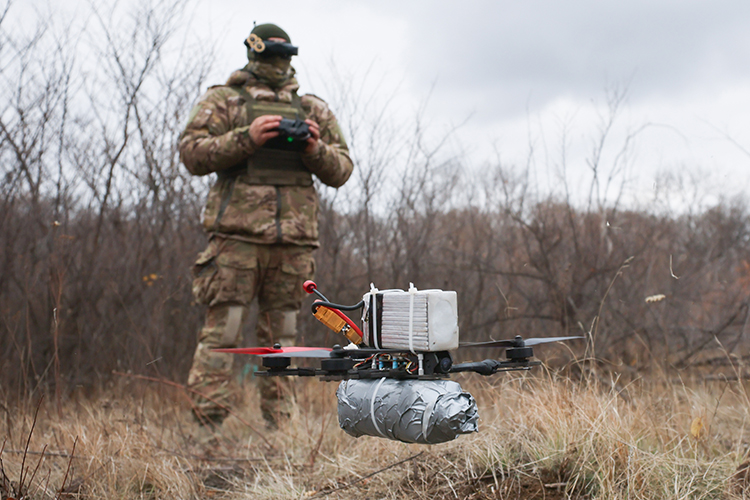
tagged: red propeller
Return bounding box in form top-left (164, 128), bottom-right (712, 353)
top-left (213, 346), bottom-right (333, 358)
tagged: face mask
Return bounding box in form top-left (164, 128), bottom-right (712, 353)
top-left (247, 56), bottom-right (293, 88)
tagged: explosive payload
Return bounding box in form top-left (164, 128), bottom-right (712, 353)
top-left (337, 378), bottom-right (477, 444)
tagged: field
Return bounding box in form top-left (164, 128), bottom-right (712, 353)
top-left (2, 368), bottom-right (750, 499)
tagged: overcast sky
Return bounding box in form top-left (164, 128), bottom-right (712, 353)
top-left (21, 0), bottom-right (750, 208)
top-left (186, 0), bottom-right (750, 208)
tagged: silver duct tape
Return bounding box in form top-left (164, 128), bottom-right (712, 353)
top-left (336, 378), bottom-right (478, 444)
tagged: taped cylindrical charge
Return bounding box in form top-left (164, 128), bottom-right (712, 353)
top-left (336, 378), bottom-right (478, 444)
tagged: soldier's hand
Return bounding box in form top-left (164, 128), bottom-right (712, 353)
top-left (249, 115), bottom-right (282, 146)
top-left (304, 119), bottom-right (321, 155)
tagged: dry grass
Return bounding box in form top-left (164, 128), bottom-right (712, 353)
top-left (1, 370), bottom-right (750, 499)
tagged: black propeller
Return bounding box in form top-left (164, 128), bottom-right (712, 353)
top-left (459, 335), bottom-right (584, 349)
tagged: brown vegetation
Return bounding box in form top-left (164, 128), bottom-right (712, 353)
top-left (2, 374), bottom-right (750, 499)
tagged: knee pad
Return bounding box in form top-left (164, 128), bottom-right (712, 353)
top-left (200, 304), bottom-right (247, 347)
top-left (258, 309), bottom-right (298, 347)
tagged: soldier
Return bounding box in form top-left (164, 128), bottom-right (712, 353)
top-left (179, 23), bottom-right (353, 427)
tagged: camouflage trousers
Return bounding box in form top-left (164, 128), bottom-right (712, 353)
top-left (187, 236), bottom-right (314, 424)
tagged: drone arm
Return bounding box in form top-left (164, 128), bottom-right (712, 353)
top-left (450, 360), bottom-right (503, 376)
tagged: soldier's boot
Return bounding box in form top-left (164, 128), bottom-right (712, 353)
top-left (191, 407), bottom-right (226, 427)
top-left (187, 304), bottom-right (246, 425)
top-left (258, 378), bottom-right (292, 429)
top-left (187, 346), bottom-right (233, 425)
top-left (256, 308), bottom-right (298, 428)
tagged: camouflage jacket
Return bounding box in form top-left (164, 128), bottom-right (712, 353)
top-left (179, 69), bottom-right (353, 247)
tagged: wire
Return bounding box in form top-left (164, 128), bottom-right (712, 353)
top-left (310, 300), bottom-right (364, 313)
top-left (353, 354), bottom-right (376, 369)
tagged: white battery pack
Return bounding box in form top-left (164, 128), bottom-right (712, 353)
top-left (362, 284), bottom-right (459, 352)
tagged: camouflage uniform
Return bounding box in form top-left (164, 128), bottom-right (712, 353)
top-left (180, 61), bottom-right (352, 424)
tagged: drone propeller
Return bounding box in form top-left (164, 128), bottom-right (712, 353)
top-left (459, 335), bottom-right (584, 349)
top-left (213, 346), bottom-right (333, 358)
top-left (459, 339), bottom-right (514, 348)
top-left (524, 336), bottom-right (585, 346)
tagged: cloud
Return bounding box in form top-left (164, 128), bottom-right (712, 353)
top-left (378, 0), bottom-right (750, 120)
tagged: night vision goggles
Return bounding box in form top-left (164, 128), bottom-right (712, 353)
top-left (245, 33), bottom-right (298, 58)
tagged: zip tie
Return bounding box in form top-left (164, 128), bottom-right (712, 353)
top-left (370, 377), bottom-right (387, 438)
top-left (408, 282), bottom-right (417, 354)
top-left (421, 398), bottom-right (438, 443)
top-left (370, 284), bottom-right (379, 350)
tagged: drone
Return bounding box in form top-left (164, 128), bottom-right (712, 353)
top-left (215, 281), bottom-right (582, 444)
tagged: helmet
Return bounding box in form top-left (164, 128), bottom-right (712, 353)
top-left (244, 23), bottom-right (298, 59)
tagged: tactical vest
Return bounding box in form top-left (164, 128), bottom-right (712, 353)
top-left (224, 86), bottom-right (313, 187)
